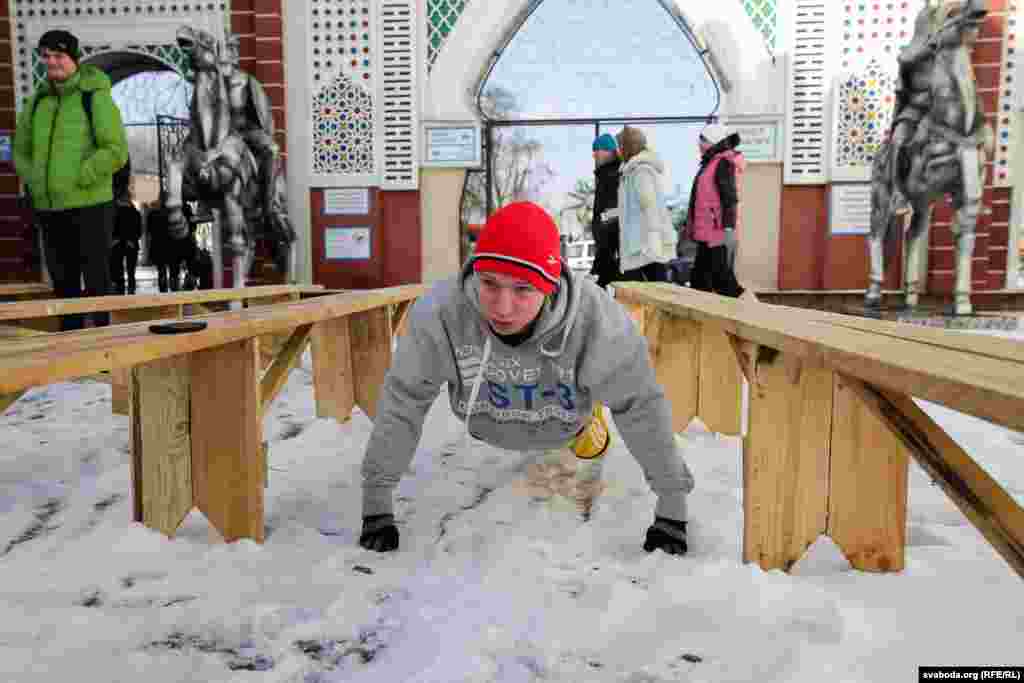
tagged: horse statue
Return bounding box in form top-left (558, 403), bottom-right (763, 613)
top-left (164, 26), bottom-right (297, 289)
top-left (866, 0), bottom-right (992, 316)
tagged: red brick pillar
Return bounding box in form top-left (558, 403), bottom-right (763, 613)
top-left (928, 8), bottom-right (1013, 293)
top-left (0, 3), bottom-right (39, 283)
top-left (230, 0), bottom-right (288, 285)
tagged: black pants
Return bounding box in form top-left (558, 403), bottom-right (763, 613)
top-left (39, 203), bottom-right (114, 330)
top-left (619, 261), bottom-right (669, 283)
top-left (110, 240), bottom-right (139, 294)
top-left (690, 241), bottom-right (744, 298)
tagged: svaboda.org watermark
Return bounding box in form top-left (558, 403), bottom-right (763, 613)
top-left (920, 667), bottom-right (1023, 681)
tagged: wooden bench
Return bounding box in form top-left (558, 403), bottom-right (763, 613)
top-left (0, 282), bottom-right (53, 302)
top-left (614, 282), bottom-right (1024, 580)
top-left (0, 285), bottom-right (423, 544)
top-left (0, 284), bottom-right (332, 413)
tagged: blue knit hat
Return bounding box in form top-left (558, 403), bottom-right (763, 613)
top-left (592, 134), bottom-right (618, 152)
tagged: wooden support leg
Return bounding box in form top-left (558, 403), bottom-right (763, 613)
top-left (311, 316), bottom-right (355, 423)
top-left (1, 391), bottom-right (27, 416)
top-left (350, 308), bottom-right (393, 420)
top-left (623, 302), bottom-right (648, 335)
top-left (247, 293), bottom-right (300, 373)
top-left (392, 300), bottom-right (412, 339)
top-left (644, 310), bottom-right (700, 433)
top-left (698, 324), bottom-right (742, 435)
top-left (110, 306), bottom-right (183, 415)
top-left (743, 352), bottom-right (833, 571)
top-left (130, 356), bottom-right (193, 536)
top-left (261, 323), bottom-right (313, 417)
top-left (861, 385), bottom-right (1024, 579)
top-left (827, 375), bottom-right (909, 572)
top-left (190, 338), bottom-right (263, 543)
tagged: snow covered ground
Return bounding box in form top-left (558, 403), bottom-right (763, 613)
top-left (1, 328), bottom-right (1023, 683)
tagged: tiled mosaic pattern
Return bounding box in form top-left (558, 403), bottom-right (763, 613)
top-left (838, 0), bottom-right (925, 71)
top-left (742, 0), bottom-right (777, 52)
top-left (309, 0), bottom-right (376, 175)
top-left (835, 57), bottom-right (896, 170)
top-left (427, 0), bottom-right (470, 70)
top-left (309, 0), bottom-right (374, 86)
top-left (312, 73), bottom-right (375, 175)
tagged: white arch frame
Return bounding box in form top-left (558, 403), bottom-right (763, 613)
top-left (422, 0), bottom-right (783, 124)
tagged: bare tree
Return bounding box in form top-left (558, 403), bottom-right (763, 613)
top-left (565, 177), bottom-right (595, 234)
top-left (462, 86), bottom-right (556, 223)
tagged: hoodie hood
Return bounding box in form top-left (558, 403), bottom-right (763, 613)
top-left (459, 256), bottom-right (583, 359)
top-left (621, 148), bottom-right (665, 176)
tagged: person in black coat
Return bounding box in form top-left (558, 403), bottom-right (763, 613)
top-left (110, 188), bottom-right (142, 294)
top-left (109, 155), bottom-right (141, 294)
top-left (146, 197), bottom-right (176, 292)
top-left (589, 133), bottom-right (622, 288)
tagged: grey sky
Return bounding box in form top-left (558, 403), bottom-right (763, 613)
top-left (483, 0), bottom-right (720, 212)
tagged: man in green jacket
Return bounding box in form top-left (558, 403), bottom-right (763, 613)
top-left (13, 30), bottom-right (128, 329)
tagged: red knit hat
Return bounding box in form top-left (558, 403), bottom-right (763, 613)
top-left (472, 202), bottom-right (561, 294)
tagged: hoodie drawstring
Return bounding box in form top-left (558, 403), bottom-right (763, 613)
top-left (463, 335), bottom-right (493, 449)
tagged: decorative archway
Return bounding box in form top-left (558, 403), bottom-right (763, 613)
top-left (418, 0), bottom-right (783, 285)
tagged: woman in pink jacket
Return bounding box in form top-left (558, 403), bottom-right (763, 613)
top-left (683, 124), bottom-right (746, 298)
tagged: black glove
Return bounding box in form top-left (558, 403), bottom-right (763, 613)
top-left (359, 514), bottom-right (399, 552)
top-left (643, 517), bottom-right (688, 556)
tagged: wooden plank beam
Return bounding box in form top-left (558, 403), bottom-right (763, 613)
top-left (261, 323), bottom-right (313, 417)
top-left (0, 282), bottom-right (52, 299)
top-left (827, 375), bottom-right (910, 572)
top-left (844, 378), bottom-right (1024, 579)
top-left (190, 338), bottom-right (263, 543)
top-left (392, 300), bottom-right (412, 338)
top-left (0, 324), bottom-right (50, 340)
top-left (311, 316), bottom-right (356, 423)
top-left (1, 390), bottom-right (26, 415)
top-left (0, 285), bottom-right (424, 395)
top-left (698, 323), bottom-right (742, 436)
top-left (0, 325), bottom-right (46, 414)
top-left (349, 308), bottom-right (393, 420)
top-left (0, 284), bottom-right (309, 322)
top-left (744, 353), bottom-right (833, 572)
top-left (613, 283), bottom-right (1024, 433)
top-left (622, 302), bottom-right (648, 335)
top-left (110, 306), bottom-right (183, 416)
top-left (130, 356), bottom-right (193, 536)
top-left (645, 310), bottom-right (699, 433)
top-left (725, 333), bottom-right (757, 386)
top-left (247, 292), bottom-right (301, 372)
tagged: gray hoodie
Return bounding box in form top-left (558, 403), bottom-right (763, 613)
top-left (360, 261), bottom-right (694, 521)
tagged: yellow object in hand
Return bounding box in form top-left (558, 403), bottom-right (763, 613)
top-left (570, 404), bottom-right (611, 460)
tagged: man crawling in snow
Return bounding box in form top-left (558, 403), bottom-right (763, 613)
top-left (359, 201), bottom-right (694, 556)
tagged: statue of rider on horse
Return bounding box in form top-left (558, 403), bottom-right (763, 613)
top-left (164, 26), bottom-right (297, 288)
top-left (867, 0), bottom-right (991, 315)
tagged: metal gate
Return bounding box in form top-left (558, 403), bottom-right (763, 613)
top-left (155, 114), bottom-right (189, 201)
